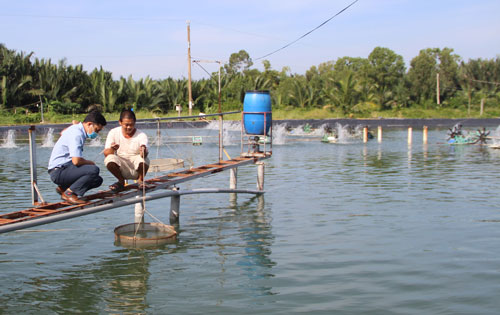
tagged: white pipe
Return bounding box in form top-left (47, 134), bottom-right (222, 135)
top-left (134, 195), bottom-right (144, 224)
top-left (257, 162), bottom-right (265, 191)
top-left (230, 168), bottom-right (238, 189)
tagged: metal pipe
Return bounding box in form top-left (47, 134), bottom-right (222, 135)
top-left (377, 126), bottom-right (382, 143)
top-left (29, 126), bottom-right (38, 205)
top-left (408, 127), bottom-right (413, 145)
top-left (131, 111), bottom-right (241, 124)
top-left (33, 182), bottom-right (45, 204)
top-left (0, 188), bottom-right (264, 234)
top-left (423, 126), bottom-right (428, 144)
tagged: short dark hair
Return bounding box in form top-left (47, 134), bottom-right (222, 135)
top-left (84, 110), bottom-right (107, 126)
top-left (119, 109), bottom-right (136, 122)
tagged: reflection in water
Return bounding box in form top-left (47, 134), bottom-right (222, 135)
top-left (0, 246), bottom-right (179, 314)
top-left (210, 194), bottom-right (276, 305)
top-left (103, 250), bottom-right (152, 313)
top-left (0, 195), bottom-right (276, 313)
top-left (234, 196), bottom-right (276, 296)
top-left (408, 144), bottom-right (412, 170)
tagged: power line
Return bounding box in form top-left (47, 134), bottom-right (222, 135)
top-left (470, 78), bottom-right (500, 85)
top-left (254, 0), bottom-right (359, 61)
top-left (193, 61), bottom-right (213, 77)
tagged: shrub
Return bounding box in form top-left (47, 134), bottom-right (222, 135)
top-left (49, 101), bottom-right (82, 114)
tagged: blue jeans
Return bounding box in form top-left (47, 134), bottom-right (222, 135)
top-left (49, 162), bottom-right (103, 197)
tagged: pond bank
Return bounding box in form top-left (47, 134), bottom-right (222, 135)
top-left (1, 118), bottom-right (500, 133)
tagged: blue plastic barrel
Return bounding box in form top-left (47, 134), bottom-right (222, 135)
top-left (243, 90), bottom-right (272, 135)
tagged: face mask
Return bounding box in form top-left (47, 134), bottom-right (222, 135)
top-left (87, 124), bottom-right (98, 139)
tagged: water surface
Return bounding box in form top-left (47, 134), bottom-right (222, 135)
top-left (1, 127), bottom-right (500, 314)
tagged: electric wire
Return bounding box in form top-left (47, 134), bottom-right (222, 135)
top-left (470, 78), bottom-right (500, 85)
top-left (193, 61), bottom-right (214, 78)
top-left (254, 0), bottom-right (359, 61)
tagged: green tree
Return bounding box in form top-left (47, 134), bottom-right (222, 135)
top-left (407, 47), bottom-right (460, 106)
top-left (366, 47), bottom-right (406, 109)
top-left (224, 50), bottom-right (253, 75)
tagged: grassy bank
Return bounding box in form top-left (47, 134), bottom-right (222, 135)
top-left (0, 106), bottom-right (497, 126)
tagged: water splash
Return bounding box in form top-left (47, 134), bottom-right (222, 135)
top-left (204, 120), bottom-right (242, 132)
top-left (492, 126), bottom-right (500, 146)
top-left (223, 128), bottom-right (238, 146)
top-left (203, 120), bottom-right (242, 146)
top-left (335, 123), bottom-right (360, 143)
top-left (272, 124), bottom-right (289, 145)
top-left (1, 130), bottom-right (17, 148)
top-left (88, 136), bottom-right (103, 147)
top-left (320, 123), bottom-right (365, 144)
top-left (288, 124), bottom-right (323, 136)
top-left (41, 128), bottom-right (55, 147)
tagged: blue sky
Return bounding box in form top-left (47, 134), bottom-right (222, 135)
top-left (1, 0), bottom-right (499, 80)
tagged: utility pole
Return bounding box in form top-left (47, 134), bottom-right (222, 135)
top-left (187, 21), bottom-right (193, 116)
top-left (436, 72), bottom-right (440, 105)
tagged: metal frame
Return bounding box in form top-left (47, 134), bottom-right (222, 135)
top-left (240, 111), bottom-right (273, 156)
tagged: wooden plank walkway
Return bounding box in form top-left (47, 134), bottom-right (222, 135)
top-left (0, 154), bottom-right (269, 231)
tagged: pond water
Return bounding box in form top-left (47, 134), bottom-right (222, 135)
top-left (1, 125), bottom-right (500, 314)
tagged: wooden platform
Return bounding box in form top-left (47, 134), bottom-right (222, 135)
top-left (0, 154), bottom-right (270, 233)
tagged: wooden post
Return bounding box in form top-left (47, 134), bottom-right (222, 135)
top-left (187, 21), bottom-right (193, 115)
top-left (256, 162), bottom-right (265, 191)
top-left (423, 126), bottom-right (428, 144)
top-left (480, 98), bottom-right (484, 116)
top-left (407, 127), bottom-right (412, 145)
top-left (363, 127), bottom-right (368, 143)
top-left (377, 126), bottom-right (382, 143)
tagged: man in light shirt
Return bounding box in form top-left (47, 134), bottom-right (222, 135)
top-left (48, 110), bottom-right (107, 204)
top-left (103, 109), bottom-right (149, 192)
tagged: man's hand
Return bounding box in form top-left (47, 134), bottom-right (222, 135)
top-left (103, 143), bottom-right (119, 157)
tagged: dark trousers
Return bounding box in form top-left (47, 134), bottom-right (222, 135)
top-left (49, 163), bottom-right (103, 197)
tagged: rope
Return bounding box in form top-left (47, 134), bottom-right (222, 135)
top-left (134, 148), bottom-right (150, 238)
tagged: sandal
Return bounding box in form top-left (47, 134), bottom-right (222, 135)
top-left (109, 181), bottom-right (125, 193)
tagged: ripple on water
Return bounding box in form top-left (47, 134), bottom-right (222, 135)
top-left (1, 129), bottom-right (500, 313)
